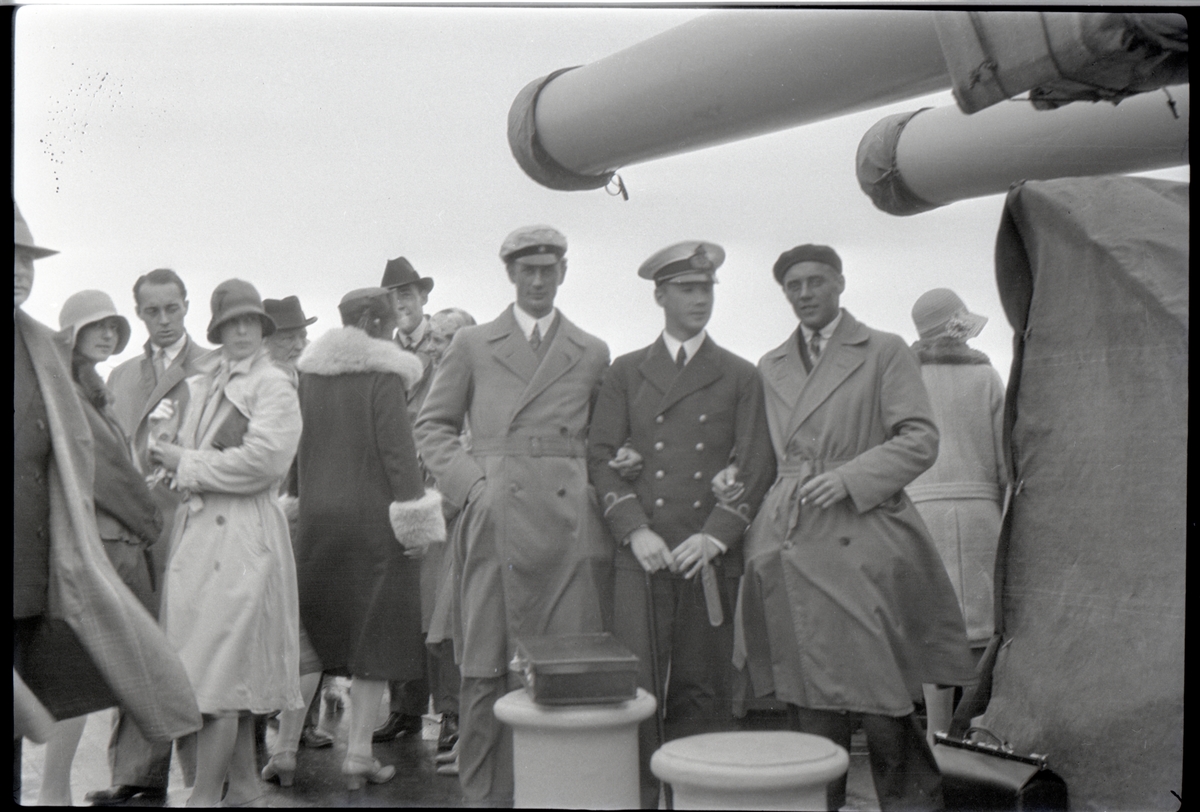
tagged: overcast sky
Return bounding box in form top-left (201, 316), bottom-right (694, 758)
top-left (14, 5), bottom-right (1189, 383)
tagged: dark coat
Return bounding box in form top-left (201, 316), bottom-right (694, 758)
top-left (414, 306), bottom-right (612, 678)
top-left (588, 335), bottom-right (776, 577)
top-left (738, 311), bottom-right (975, 716)
top-left (294, 327), bottom-right (444, 681)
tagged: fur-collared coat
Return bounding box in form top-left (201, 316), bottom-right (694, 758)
top-left (294, 327), bottom-right (445, 681)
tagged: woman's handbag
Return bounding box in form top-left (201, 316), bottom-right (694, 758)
top-left (933, 726), bottom-right (1068, 811)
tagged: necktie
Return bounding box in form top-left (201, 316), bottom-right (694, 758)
top-left (153, 348), bottom-right (168, 381)
top-left (675, 346), bottom-right (688, 371)
top-left (809, 331), bottom-right (822, 362)
top-left (530, 324), bottom-right (542, 351)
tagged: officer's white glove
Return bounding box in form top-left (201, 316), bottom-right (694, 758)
top-left (608, 444), bottom-right (644, 482)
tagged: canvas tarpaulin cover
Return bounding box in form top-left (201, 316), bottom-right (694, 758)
top-left (983, 176), bottom-right (1186, 810)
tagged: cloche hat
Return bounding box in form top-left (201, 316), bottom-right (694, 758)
top-left (912, 288), bottom-right (987, 340)
top-left (207, 279), bottom-right (276, 344)
top-left (58, 290), bottom-right (131, 354)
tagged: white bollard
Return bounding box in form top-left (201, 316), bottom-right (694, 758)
top-left (651, 731), bottom-right (849, 810)
top-left (494, 688), bottom-right (657, 809)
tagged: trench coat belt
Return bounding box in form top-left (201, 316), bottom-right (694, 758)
top-left (772, 456), bottom-right (855, 539)
top-left (468, 434), bottom-right (587, 458)
top-left (906, 481), bottom-right (1002, 503)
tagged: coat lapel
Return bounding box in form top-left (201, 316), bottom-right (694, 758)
top-left (509, 312), bottom-right (584, 423)
top-left (760, 329), bottom-right (807, 412)
top-left (636, 338), bottom-right (677, 399)
top-left (656, 337), bottom-right (724, 415)
top-left (136, 337), bottom-right (201, 425)
top-left (489, 306), bottom-right (539, 385)
top-left (784, 312), bottom-right (869, 441)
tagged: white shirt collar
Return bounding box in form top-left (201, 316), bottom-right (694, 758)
top-left (153, 332), bottom-right (189, 364)
top-left (800, 310), bottom-right (843, 344)
top-left (399, 315), bottom-right (429, 348)
top-left (512, 305), bottom-right (557, 341)
top-left (661, 330), bottom-right (707, 365)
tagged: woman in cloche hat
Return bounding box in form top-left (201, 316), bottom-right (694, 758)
top-left (148, 279), bottom-right (304, 806)
top-left (38, 291), bottom-right (163, 806)
top-left (906, 288), bottom-right (1008, 746)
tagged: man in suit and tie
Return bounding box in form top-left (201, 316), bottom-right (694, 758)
top-left (414, 225), bottom-right (612, 806)
top-left (88, 267), bottom-right (211, 807)
top-left (587, 241), bottom-right (776, 808)
top-left (738, 244), bottom-right (975, 810)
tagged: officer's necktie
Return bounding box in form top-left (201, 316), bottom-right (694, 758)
top-left (809, 330), bottom-right (822, 362)
top-left (675, 346), bottom-right (688, 371)
top-left (529, 324), bottom-right (542, 352)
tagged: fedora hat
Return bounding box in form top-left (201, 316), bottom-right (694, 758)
top-left (381, 256), bottom-right (434, 294)
top-left (58, 290), bottom-right (131, 354)
top-left (912, 288), bottom-right (987, 340)
top-left (263, 295), bottom-right (318, 331)
top-left (14, 201), bottom-right (58, 259)
top-left (206, 279), bottom-right (276, 344)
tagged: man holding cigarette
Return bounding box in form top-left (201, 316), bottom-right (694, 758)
top-left (587, 241), bottom-right (774, 809)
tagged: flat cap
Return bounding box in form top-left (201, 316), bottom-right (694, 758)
top-left (773, 244), bottom-right (843, 284)
top-left (339, 286), bottom-right (390, 308)
top-left (500, 225), bottom-right (567, 265)
top-left (638, 241), bottom-right (724, 285)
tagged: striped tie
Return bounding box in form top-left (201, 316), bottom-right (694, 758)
top-left (530, 324), bottom-right (542, 351)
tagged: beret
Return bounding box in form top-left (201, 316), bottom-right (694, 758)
top-left (500, 225), bottom-right (568, 264)
top-left (772, 244), bottom-right (842, 283)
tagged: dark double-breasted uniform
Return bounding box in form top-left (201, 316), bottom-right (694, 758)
top-left (588, 334), bottom-right (775, 807)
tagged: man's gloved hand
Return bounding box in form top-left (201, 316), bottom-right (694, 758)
top-left (608, 444), bottom-right (645, 482)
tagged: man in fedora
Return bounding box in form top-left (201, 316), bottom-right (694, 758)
top-left (737, 244), bottom-right (975, 810)
top-left (587, 241), bottom-right (776, 808)
top-left (91, 267), bottom-right (212, 806)
top-left (263, 295), bottom-right (317, 386)
top-left (375, 256), bottom-right (461, 753)
top-left (415, 225), bottom-right (613, 806)
top-left (14, 202), bottom-right (201, 804)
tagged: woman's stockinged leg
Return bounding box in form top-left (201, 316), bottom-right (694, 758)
top-left (188, 715), bottom-right (238, 807)
top-left (275, 672), bottom-right (322, 756)
top-left (38, 715), bottom-right (88, 806)
top-left (224, 716), bottom-right (264, 805)
top-left (346, 678), bottom-right (387, 761)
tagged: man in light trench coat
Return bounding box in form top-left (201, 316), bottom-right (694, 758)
top-left (736, 244), bottom-right (976, 811)
top-left (414, 225), bottom-right (613, 807)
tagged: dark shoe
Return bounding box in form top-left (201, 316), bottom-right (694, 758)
top-left (437, 712), bottom-right (459, 752)
top-left (372, 712), bottom-right (422, 743)
top-left (85, 784), bottom-right (168, 806)
top-left (300, 726), bottom-right (334, 749)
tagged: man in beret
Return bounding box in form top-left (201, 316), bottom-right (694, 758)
top-left (375, 257), bottom-right (462, 754)
top-left (415, 225), bottom-right (612, 806)
top-left (737, 244), bottom-right (975, 810)
top-left (587, 241), bottom-right (775, 808)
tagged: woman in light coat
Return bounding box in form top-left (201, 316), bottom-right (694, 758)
top-left (291, 287), bottom-right (445, 791)
top-left (907, 288), bottom-right (1008, 742)
top-left (151, 279), bottom-right (303, 807)
top-left (39, 291), bottom-right (164, 806)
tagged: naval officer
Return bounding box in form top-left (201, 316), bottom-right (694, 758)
top-left (587, 241), bottom-right (775, 808)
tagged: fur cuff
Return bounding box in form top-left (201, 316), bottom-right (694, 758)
top-left (389, 489), bottom-right (446, 549)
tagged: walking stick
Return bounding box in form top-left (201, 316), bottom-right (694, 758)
top-left (644, 568), bottom-right (672, 809)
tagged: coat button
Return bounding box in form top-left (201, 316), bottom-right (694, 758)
top-left (654, 441), bottom-right (664, 451)
top-left (693, 501), bottom-right (702, 509)
top-left (655, 415), bottom-right (664, 424)
top-left (654, 498), bottom-right (664, 508)
top-left (557, 487), bottom-right (567, 497)
top-left (698, 414), bottom-right (707, 423)
top-left (695, 442), bottom-right (705, 452)
top-left (655, 470), bottom-right (665, 480)
top-left (693, 471), bottom-right (703, 480)
top-left (511, 484), bottom-right (520, 494)
top-left (215, 516), bottom-right (226, 526)
top-left (840, 537), bottom-right (851, 546)
top-left (782, 540), bottom-right (794, 550)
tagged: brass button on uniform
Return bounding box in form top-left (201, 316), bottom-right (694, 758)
top-left (654, 441), bottom-right (664, 451)
top-left (695, 442), bottom-right (705, 452)
top-left (698, 414), bottom-right (707, 423)
top-left (655, 470), bottom-right (665, 480)
top-left (655, 415), bottom-right (664, 424)
top-left (693, 501), bottom-right (702, 509)
top-left (693, 471), bottom-right (703, 480)
top-left (654, 498), bottom-right (665, 508)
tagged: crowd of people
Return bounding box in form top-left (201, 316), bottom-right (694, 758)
top-left (15, 200), bottom-right (1009, 811)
